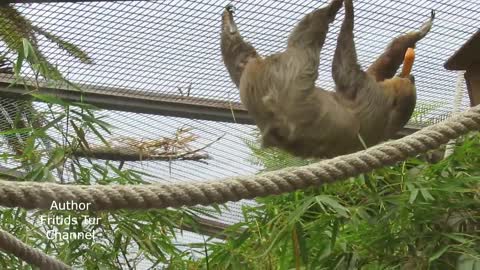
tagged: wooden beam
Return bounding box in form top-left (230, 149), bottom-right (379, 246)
top-left (0, 77), bottom-right (421, 136)
top-left (444, 30), bottom-right (480, 71)
top-left (0, 78), bottom-right (252, 124)
top-left (465, 64), bottom-right (480, 106)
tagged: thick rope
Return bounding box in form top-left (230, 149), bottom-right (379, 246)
top-left (0, 105), bottom-right (477, 211)
top-left (0, 229), bottom-right (70, 269)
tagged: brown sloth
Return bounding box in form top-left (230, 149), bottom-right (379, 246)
top-left (221, 0), bottom-right (434, 158)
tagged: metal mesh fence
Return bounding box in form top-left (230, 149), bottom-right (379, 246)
top-left (0, 0), bottom-right (478, 260)
top-left (10, 0), bottom-right (478, 111)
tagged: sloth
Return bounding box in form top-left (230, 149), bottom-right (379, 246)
top-left (221, 0), bottom-right (434, 158)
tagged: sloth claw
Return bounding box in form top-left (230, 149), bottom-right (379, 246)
top-left (225, 4), bottom-right (236, 14)
top-left (222, 4), bottom-right (238, 34)
top-left (418, 9), bottom-right (435, 38)
top-left (409, 74), bottom-right (415, 84)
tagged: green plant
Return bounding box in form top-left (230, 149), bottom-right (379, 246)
top-left (196, 133), bottom-right (480, 270)
top-left (0, 16), bottom-right (213, 269)
top-left (0, 4), bottom-right (91, 81)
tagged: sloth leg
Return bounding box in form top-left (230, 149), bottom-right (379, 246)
top-left (220, 5), bottom-right (259, 88)
top-left (287, 0), bottom-right (343, 50)
top-left (332, 0), bottom-right (367, 99)
top-left (366, 10), bottom-right (435, 82)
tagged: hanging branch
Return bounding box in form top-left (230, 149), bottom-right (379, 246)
top-left (74, 147), bottom-right (210, 162)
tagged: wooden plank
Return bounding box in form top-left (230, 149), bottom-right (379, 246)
top-left (465, 64), bottom-right (480, 106)
top-left (444, 30), bottom-right (480, 71)
top-left (0, 77), bottom-right (252, 124)
top-left (0, 77), bottom-right (422, 136)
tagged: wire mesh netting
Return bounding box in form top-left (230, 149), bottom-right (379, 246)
top-left (0, 0), bottom-right (478, 256)
top-left (10, 1), bottom-right (478, 108)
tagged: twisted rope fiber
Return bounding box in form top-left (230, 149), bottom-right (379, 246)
top-left (0, 229), bottom-right (70, 270)
top-left (0, 105), bottom-right (478, 211)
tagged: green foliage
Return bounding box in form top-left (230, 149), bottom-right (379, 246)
top-left (0, 14), bottom-right (211, 269)
top-left (0, 4), bottom-right (92, 81)
top-left (198, 134), bottom-right (480, 270)
top-left (32, 25), bottom-right (92, 65)
top-left (243, 131), bottom-right (315, 171)
top-left (0, 4), bottom-right (93, 157)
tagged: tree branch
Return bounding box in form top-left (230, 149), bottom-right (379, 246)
top-left (73, 146), bottom-right (211, 162)
top-left (72, 129), bottom-right (222, 162)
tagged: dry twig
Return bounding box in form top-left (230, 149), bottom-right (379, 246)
top-left (73, 128), bottom-right (222, 163)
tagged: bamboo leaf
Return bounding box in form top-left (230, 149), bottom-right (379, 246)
top-left (428, 245), bottom-right (449, 262)
top-left (22, 38), bottom-right (30, 59)
top-left (86, 121), bottom-right (110, 147)
top-left (46, 147), bottom-right (64, 168)
top-left (295, 222), bottom-right (309, 266)
top-left (409, 189), bottom-right (419, 204)
top-left (419, 188), bottom-right (435, 201)
top-left (70, 120), bottom-right (90, 150)
top-left (315, 195), bottom-right (349, 218)
top-left (14, 46), bottom-right (24, 76)
top-left (442, 233), bottom-right (471, 244)
top-left (32, 25), bottom-right (93, 64)
top-left (330, 219), bottom-right (340, 248)
top-left (0, 127), bottom-right (33, 136)
top-left (36, 113), bottom-right (65, 134)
